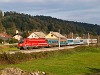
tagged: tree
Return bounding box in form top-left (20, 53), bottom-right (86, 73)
top-left (0, 39), bottom-right (4, 44)
top-left (0, 21), bottom-right (5, 32)
top-left (8, 38), bottom-right (18, 44)
top-left (0, 10), bottom-right (3, 18)
top-left (2, 11), bottom-right (100, 36)
top-left (6, 22), bottom-right (16, 35)
top-left (0, 10), bottom-right (5, 33)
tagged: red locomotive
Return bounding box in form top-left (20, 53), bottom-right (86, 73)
top-left (18, 38), bottom-right (48, 50)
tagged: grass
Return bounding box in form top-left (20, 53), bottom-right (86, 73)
top-left (0, 45), bottom-right (19, 52)
top-left (0, 45), bottom-right (100, 75)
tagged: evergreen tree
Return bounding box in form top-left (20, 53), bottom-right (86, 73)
top-left (0, 10), bottom-right (3, 18)
top-left (6, 22), bottom-right (16, 35)
top-left (0, 21), bottom-right (5, 32)
top-left (1, 11), bottom-right (100, 36)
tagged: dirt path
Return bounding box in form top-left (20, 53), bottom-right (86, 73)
top-left (4, 46), bottom-right (78, 54)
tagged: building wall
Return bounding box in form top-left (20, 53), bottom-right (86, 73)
top-left (45, 33), bottom-right (58, 39)
top-left (13, 35), bottom-right (22, 41)
top-left (27, 33), bottom-right (39, 38)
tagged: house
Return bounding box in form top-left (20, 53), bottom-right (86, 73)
top-left (13, 30), bottom-right (23, 41)
top-left (0, 33), bottom-right (12, 40)
top-left (76, 37), bottom-right (82, 39)
top-left (45, 31), bottom-right (67, 39)
top-left (27, 31), bottom-right (46, 38)
top-left (13, 34), bottom-right (23, 41)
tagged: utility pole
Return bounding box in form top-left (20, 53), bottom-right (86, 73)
top-left (97, 35), bottom-right (99, 45)
top-left (88, 33), bottom-right (90, 46)
top-left (72, 32), bottom-right (73, 39)
top-left (59, 29), bottom-right (60, 49)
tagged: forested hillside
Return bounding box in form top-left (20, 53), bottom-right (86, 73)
top-left (0, 11), bottom-right (100, 36)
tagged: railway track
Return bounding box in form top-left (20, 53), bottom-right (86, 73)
top-left (1, 46), bottom-right (78, 54)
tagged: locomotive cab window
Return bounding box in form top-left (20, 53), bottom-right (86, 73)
top-left (19, 39), bottom-right (24, 44)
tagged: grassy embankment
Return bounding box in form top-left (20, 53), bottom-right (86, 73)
top-left (0, 45), bottom-right (100, 75)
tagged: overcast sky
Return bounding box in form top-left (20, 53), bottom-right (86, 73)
top-left (0, 0), bottom-right (100, 25)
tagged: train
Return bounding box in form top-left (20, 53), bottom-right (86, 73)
top-left (18, 38), bottom-right (97, 50)
top-left (67, 39), bottom-right (97, 45)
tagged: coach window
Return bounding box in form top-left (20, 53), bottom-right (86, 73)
top-left (49, 41), bottom-right (51, 43)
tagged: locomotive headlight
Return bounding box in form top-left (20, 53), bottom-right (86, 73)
top-left (20, 44), bottom-right (22, 46)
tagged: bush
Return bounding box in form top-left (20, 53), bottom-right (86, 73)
top-left (9, 45), bottom-right (17, 48)
top-left (0, 39), bottom-right (4, 44)
top-left (0, 52), bottom-right (49, 64)
top-left (0, 49), bottom-right (74, 64)
top-left (8, 38), bottom-right (18, 44)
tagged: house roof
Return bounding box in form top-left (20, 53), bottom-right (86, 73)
top-left (50, 32), bottom-right (66, 39)
top-left (0, 33), bottom-right (11, 38)
top-left (29, 32), bottom-right (46, 38)
top-left (0, 33), bottom-right (12, 40)
top-left (34, 32), bottom-right (46, 38)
